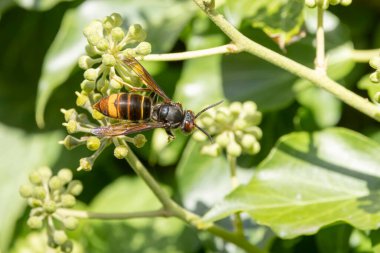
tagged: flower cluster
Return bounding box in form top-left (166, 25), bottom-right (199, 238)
top-left (369, 55), bottom-right (380, 84)
top-left (305, 0), bottom-right (351, 8)
top-left (19, 167), bottom-right (83, 252)
top-left (60, 13), bottom-right (149, 170)
top-left (193, 101), bottom-right (262, 157)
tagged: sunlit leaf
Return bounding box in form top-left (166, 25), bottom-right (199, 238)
top-left (36, 0), bottom-right (195, 127)
top-left (204, 128), bottom-right (380, 239)
top-left (14, 0), bottom-right (74, 11)
top-left (0, 124), bottom-right (62, 251)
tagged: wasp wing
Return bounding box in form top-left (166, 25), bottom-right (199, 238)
top-left (91, 122), bottom-right (166, 137)
top-left (121, 57), bottom-right (171, 102)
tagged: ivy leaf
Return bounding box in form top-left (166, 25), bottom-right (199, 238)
top-left (36, 0), bottom-right (195, 127)
top-left (0, 124), bottom-right (62, 251)
top-left (204, 128), bottom-right (380, 239)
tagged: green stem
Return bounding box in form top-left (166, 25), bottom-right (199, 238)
top-left (192, 0), bottom-right (380, 122)
top-left (315, 3), bottom-right (326, 73)
top-left (121, 142), bottom-right (264, 253)
top-left (351, 48), bottom-right (380, 63)
top-left (56, 208), bottom-right (170, 219)
top-left (227, 155), bottom-right (245, 237)
top-left (139, 44), bottom-right (240, 61)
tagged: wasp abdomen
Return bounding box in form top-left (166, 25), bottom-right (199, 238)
top-left (93, 93), bottom-right (151, 121)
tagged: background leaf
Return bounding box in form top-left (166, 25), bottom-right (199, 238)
top-left (204, 128), bottom-right (380, 239)
top-left (0, 124), bottom-right (62, 251)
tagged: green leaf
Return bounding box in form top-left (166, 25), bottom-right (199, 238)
top-left (36, 0), bottom-right (195, 127)
top-left (222, 53), bottom-right (297, 112)
top-left (204, 128), bottom-right (380, 239)
top-left (14, 0), bottom-right (74, 11)
top-left (86, 176), bottom-right (200, 252)
top-left (315, 224), bottom-right (352, 253)
top-left (0, 124), bottom-right (62, 251)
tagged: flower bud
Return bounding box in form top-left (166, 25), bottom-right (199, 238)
top-left (58, 168), bottom-right (73, 184)
top-left (92, 109), bottom-right (105, 120)
top-left (370, 56), bottom-right (380, 70)
top-left (19, 184), bottom-right (33, 198)
top-left (135, 42), bottom-right (151, 55)
top-left (114, 145), bottom-right (129, 159)
top-left (340, 0), bottom-right (351, 5)
top-left (242, 101), bottom-right (257, 115)
top-left (245, 141), bottom-right (261, 155)
top-left (63, 216), bottom-right (79, 230)
top-left (78, 157), bottom-right (93, 171)
top-left (201, 143), bottom-right (221, 157)
top-left (305, 0), bottom-right (317, 7)
top-left (61, 108), bottom-right (78, 122)
top-left (29, 171), bottom-right (42, 185)
top-left (111, 13), bottom-right (123, 27)
top-left (49, 176), bottom-right (63, 191)
top-left (111, 27), bottom-right (125, 42)
top-left (215, 108), bottom-right (231, 124)
top-left (67, 180), bottom-right (83, 196)
top-left (61, 240), bottom-right (73, 253)
top-left (59, 135), bottom-right (84, 150)
top-left (80, 80), bottom-right (95, 93)
top-left (43, 200), bottom-right (57, 214)
top-left (245, 126), bottom-right (263, 139)
top-left (28, 198), bottom-right (43, 208)
top-left (227, 141), bottom-right (242, 157)
top-left (370, 71), bottom-right (380, 83)
top-left (61, 194), bottom-right (76, 207)
top-left (200, 115), bottom-right (214, 127)
top-left (87, 34), bottom-right (102, 46)
top-left (86, 136), bottom-right (101, 151)
top-left (215, 131), bottom-right (230, 147)
top-left (53, 230), bottom-right (68, 245)
top-left (192, 130), bottom-right (208, 142)
top-left (83, 68), bottom-right (99, 81)
top-left (96, 38), bottom-right (109, 51)
top-left (233, 118), bottom-right (247, 130)
top-left (110, 79), bottom-right (123, 90)
top-left (75, 92), bottom-right (89, 107)
top-left (38, 166), bottom-right (53, 181)
top-left (33, 186), bottom-right (46, 200)
top-left (85, 45), bottom-right (99, 57)
top-left (102, 53), bottom-right (116, 67)
top-left (134, 134), bottom-right (147, 148)
top-left (229, 102), bottom-right (242, 115)
top-left (103, 16), bottom-right (115, 31)
top-left (27, 216), bottom-right (43, 229)
top-left (78, 55), bottom-right (96, 70)
top-left (126, 24), bottom-right (146, 42)
top-left (329, 0), bottom-right (340, 5)
top-left (83, 20), bottom-right (103, 38)
top-left (240, 134), bottom-right (257, 150)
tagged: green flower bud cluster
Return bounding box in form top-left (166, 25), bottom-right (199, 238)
top-left (305, 0), bottom-right (351, 8)
top-left (61, 14), bottom-right (151, 171)
top-left (368, 55), bottom-right (380, 104)
top-left (19, 167), bottom-right (83, 252)
top-left (193, 101), bottom-right (262, 157)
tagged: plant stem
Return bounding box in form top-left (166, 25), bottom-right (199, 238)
top-left (192, 0), bottom-right (380, 122)
top-left (227, 154), bottom-right (245, 237)
top-left (121, 142), bottom-right (263, 253)
top-left (315, 3), bottom-right (326, 74)
top-left (138, 44), bottom-right (240, 61)
top-left (351, 48), bottom-right (380, 63)
top-left (56, 208), bottom-right (169, 219)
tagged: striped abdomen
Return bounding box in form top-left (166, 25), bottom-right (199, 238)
top-left (93, 93), bottom-right (152, 121)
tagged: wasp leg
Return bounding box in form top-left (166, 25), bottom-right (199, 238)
top-left (165, 129), bottom-right (175, 142)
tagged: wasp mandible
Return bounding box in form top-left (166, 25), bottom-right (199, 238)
top-left (91, 56), bottom-right (222, 140)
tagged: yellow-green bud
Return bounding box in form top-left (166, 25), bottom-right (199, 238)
top-left (97, 79), bottom-right (109, 93)
top-left (103, 16), bottom-right (115, 31)
top-left (58, 168), bottom-right (73, 184)
top-left (229, 102), bottom-right (242, 115)
top-left (370, 56), bottom-right (380, 70)
top-left (28, 198), bottom-right (43, 207)
top-left (76, 92), bottom-right (89, 107)
top-left (126, 24), bottom-right (146, 42)
top-left (53, 230), bottom-right (68, 245)
top-left (29, 171), bottom-right (42, 185)
top-left (85, 45), bottom-right (99, 57)
top-left (61, 108), bottom-right (78, 122)
top-left (370, 71), bottom-right (380, 83)
top-left (19, 184), bottom-right (33, 198)
top-left (38, 166), bottom-right (53, 181)
top-left (242, 101), bottom-right (257, 115)
top-left (215, 131), bottom-right (230, 147)
top-left (200, 115), bottom-right (214, 127)
top-left (78, 55), bottom-right (95, 70)
top-left (59, 135), bottom-right (84, 150)
top-left (135, 42), bottom-right (151, 55)
top-left (102, 53), bottom-right (116, 67)
top-left (111, 27), bottom-right (125, 42)
top-left (96, 38), bottom-right (109, 51)
top-left (49, 176), bottom-right (63, 191)
top-left (78, 157), bottom-right (93, 171)
top-left (92, 109), bottom-right (105, 120)
top-left (192, 130), bottom-right (208, 142)
top-left (111, 13), bottom-right (123, 27)
top-left (61, 194), bottom-right (76, 207)
top-left (134, 134), bottom-right (147, 148)
top-left (240, 134), bottom-right (257, 150)
top-left (305, 0), bottom-right (317, 8)
top-left (83, 20), bottom-right (103, 38)
top-left (110, 79), bottom-right (123, 90)
top-left (33, 186), bottom-right (46, 200)
top-left (47, 234), bottom-right (59, 248)
top-left (87, 34), bottom-right (102, 46)
top-left (61, 240), bottom-right (73, 253)
top-left (67, 180), bottom-right (83, 196)
top-left (64, 120), bottom-right (78, 134)
top-left (340, 0), bottom-right (351, 6)
top-left (43, 200), bottom-right (57, 214)
top-left (63, 216), bottom-right (79, 230)
top-left (86, 136), bottom-right (101, 151)
top-left (114, 145), bottom-right (128, 159)
top-left (84, 68), bottom-right (99, 81)
top-left (329, 0), bottom-right (340, 5)
top-left (245, 141), bottom-right (261, 155)
top-left (215, 108), bottom-right (231, 124)
top-left (233, 118), bottom-right (247, 130)
top-left (201, 143), bottom-right (221, 157)
top-left (27, 216), bottom-right (43, 229)
top-left (245, 126), bottom-right (263, 139)
top-left (227, 141), bottom-right (242, 157)
top-left (80, 80), bottom-right (95, 93)
top-left (374, 92), bottom-right (380, 104)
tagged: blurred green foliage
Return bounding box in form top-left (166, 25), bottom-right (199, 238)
top-left (1, 0), bottom-right (380, 252)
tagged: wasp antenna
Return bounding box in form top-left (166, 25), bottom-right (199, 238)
top-left (195, 123), bottom-right (214, 143)
top-left (195, 100), bottom-right (224, 119)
